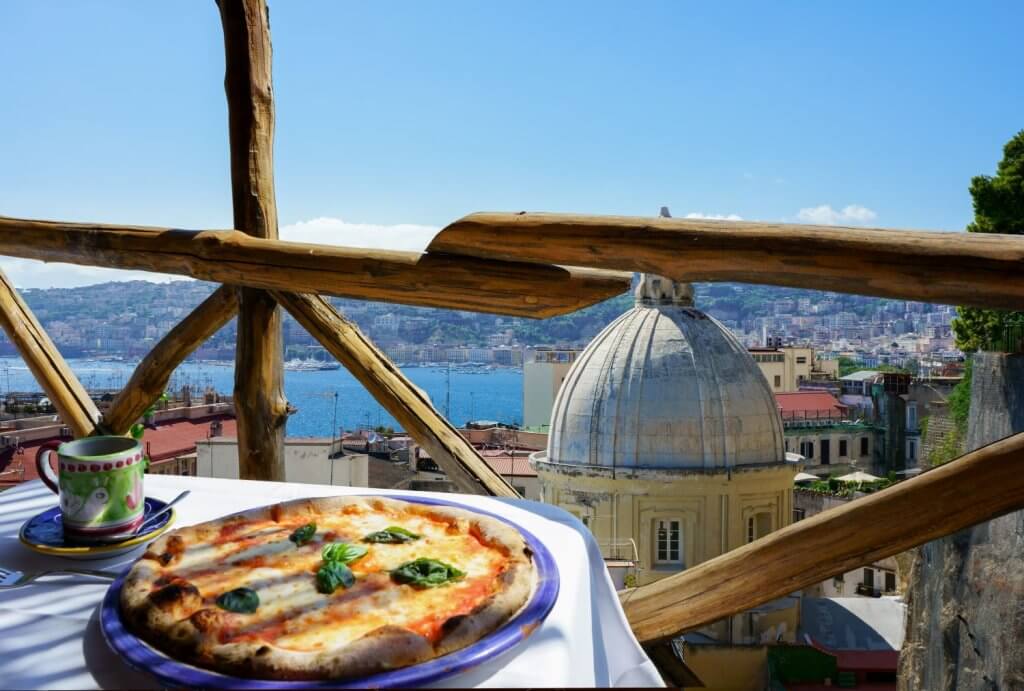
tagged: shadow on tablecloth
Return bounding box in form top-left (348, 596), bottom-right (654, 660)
top-left (83, 606), bottom-right (158, 690)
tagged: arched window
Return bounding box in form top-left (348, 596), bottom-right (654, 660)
top-left (747, 512), bottom-right (772, 543)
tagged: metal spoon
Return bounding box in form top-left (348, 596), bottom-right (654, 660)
top-left (99, 490), bottom-right (190, 543)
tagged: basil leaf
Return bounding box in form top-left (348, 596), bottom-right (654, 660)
top-left (321, 542), bottom-right (368, 564)
top-left (289, 522), bottom-right (317, 546)
top-left (363, 526), bottom-right (421, 544)
top-left (316, 561), bottom-right (355, 594)
top-left (216, 587), bottom-right (260, 613)
top-left (391, 558), bottom-right (465, 588)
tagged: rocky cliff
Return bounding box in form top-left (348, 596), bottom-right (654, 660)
top-left (900, 353), bottom-right (1024, 690)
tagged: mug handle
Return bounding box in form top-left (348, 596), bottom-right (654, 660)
top-left (35, 441), bottom-right (62, 494)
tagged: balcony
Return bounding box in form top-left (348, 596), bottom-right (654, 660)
top-left (2, 1), bottom-right (1024, 688)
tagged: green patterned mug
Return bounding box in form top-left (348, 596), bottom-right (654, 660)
top-left (36, 436), bottom-right (146, 541)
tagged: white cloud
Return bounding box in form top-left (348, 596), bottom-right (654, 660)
top-left (0, 258), bottom-right (181, 290)
top-left (280, 217), bottom-right (439, 253)
top-left (796, 204), bottom-right (878, 226)
top-left (684, 212), bottom-right (744, 221)
top-left (0, 217), bottom-right (442, 290)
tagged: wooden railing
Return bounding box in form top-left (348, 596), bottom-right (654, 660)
top-left (3, 0), bottom-right (1024, 648)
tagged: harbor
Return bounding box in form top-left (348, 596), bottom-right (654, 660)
top-left (0, 357), bottom-right (525, 437)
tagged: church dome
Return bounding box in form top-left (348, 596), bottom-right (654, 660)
top-left (545, 275), bottom-right (786, 471)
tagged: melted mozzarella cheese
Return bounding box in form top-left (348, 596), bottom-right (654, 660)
top-left (160, 504), bottom-right (510, 651)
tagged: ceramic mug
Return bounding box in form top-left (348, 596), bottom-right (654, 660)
top-left (36, 436), bottom-right (146, 541)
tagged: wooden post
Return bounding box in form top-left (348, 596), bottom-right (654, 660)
top-left (218, 0), bottom-right (287, 480)
top-left (274, 291), bottom-right (518, 497)
top-left (0, 269), bottom-right (100, 437)
top-left (104, 286), bottom-right (239, 434)
top-left (430, 211), bottom-right (1024, 311)
top-left (620, 430), bottom-right (1024, 643)
top-left (0, 217), bottom-right (630, 318)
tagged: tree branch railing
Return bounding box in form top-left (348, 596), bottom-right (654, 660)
top-left (0, 217), bottom-right (631, 319)
top-left (218, 0), bottom-right (288, 481)
top-left (429, 211), bottom-right (1024, 310)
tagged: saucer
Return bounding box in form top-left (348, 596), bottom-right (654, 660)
top-left (19, 497), bottom-right (175, 561)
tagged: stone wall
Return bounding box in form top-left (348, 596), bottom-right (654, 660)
top-left (918, 400), bottom-right (961, 465)
top-left (900, 353), bottom-right (1024, 690)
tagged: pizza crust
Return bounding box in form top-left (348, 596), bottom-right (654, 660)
top-left (120, 495), bottom-right (537, 681)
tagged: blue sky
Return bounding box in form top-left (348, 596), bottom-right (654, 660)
top-left (1, 1), bottom-right (1022, 287)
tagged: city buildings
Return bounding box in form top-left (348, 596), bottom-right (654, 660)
top-left (778, 391), bottom-right (876, 475)
top-left (0, 280), bottom-right (962, 377)
top-left (195, 437), bottom-right (369, 487)
top-left (750, 345), bottom-right (839, 392)
top-left (521, 348), bottom-right (579, 430)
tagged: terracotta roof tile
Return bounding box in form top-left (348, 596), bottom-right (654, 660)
top-left (775, 391), bottom-right (847, 418)
top-left (0, 415), bottom-right (236, 484)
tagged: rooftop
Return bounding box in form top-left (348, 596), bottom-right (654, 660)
top-left (776, 391), bottom-right (847, 418)
top-left (0, 414), bottom-right (235, 485)
top-left (841, 370), bottom-right (882, 382)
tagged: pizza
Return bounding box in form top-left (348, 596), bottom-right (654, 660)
top-left (119, 495), bottom-right (537, 680)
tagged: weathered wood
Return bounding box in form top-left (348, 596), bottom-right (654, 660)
top-left (0, 269), bottom-right (100, 437)
top-left (234, 288), bottom-right (286, 480)
top-left (430, 212), bottom-right (1024, 310)
top-left (218, 0), bottom-right (287, 481)
top-left (274, 290), bottom-right (519, 497)
top-left (620, 431), bottom-right (1024, 643)
top-left (645, 642), bottom-right (705, 687)
top-left (0, 217), bottom-right (630, 318)
top-left (104, 286), bottom-right (239, 434)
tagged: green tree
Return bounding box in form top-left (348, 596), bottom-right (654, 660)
top-left (838, 356), bottom-right (861, 377)
top-left (952, 130), bottom-right (1024, 352)
top-left (947, 358), bottom-right (972, 433)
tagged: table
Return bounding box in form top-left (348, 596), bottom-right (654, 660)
top-left (0, 476), bottom-right (661, 688)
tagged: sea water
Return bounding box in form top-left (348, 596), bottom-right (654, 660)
top-left (0, 358), bottom-right (524, 437)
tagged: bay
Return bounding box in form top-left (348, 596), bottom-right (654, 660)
top-left (0, 358), bottom-right (524, 437)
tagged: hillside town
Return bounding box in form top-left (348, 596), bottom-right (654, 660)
top-left (2, 279), bottom-right (961, 374)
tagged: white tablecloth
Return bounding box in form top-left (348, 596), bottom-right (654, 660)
top-left (0, 476), bottom-right (661, 688)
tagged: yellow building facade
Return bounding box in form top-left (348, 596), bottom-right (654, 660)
top-left (752, 345), bottom-right (839, 393)
top-left (535, 462), bottom-right (795, 587)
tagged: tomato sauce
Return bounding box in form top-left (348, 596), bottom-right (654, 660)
top-left (402, 576), bottom-right (498, 643)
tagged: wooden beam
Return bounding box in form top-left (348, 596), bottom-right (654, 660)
top-left (218, 0), bottom-right (287, 481)
top-left (0, 217), bottom-right (630, 318)
top-left (104, 286), bottom-right (239, 434)
top-left (0, 269), bottom-right (100, 437)
top-left (620, 431), bottom-right (1024, 643)
top-left (429, 212), bottom-right (1024, 310)
top-left (274, 290), bottom-right (519, 497)
top-left (645, 642), bottom-right (705, 688)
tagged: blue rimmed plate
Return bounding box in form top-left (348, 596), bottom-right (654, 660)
top-left (100, 494), bottom-right (560, 689)
top-left (19, 497), bottom-right (176, 561)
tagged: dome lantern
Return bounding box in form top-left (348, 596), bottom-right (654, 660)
top-left (634, 273), bottom-right (694, 307)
